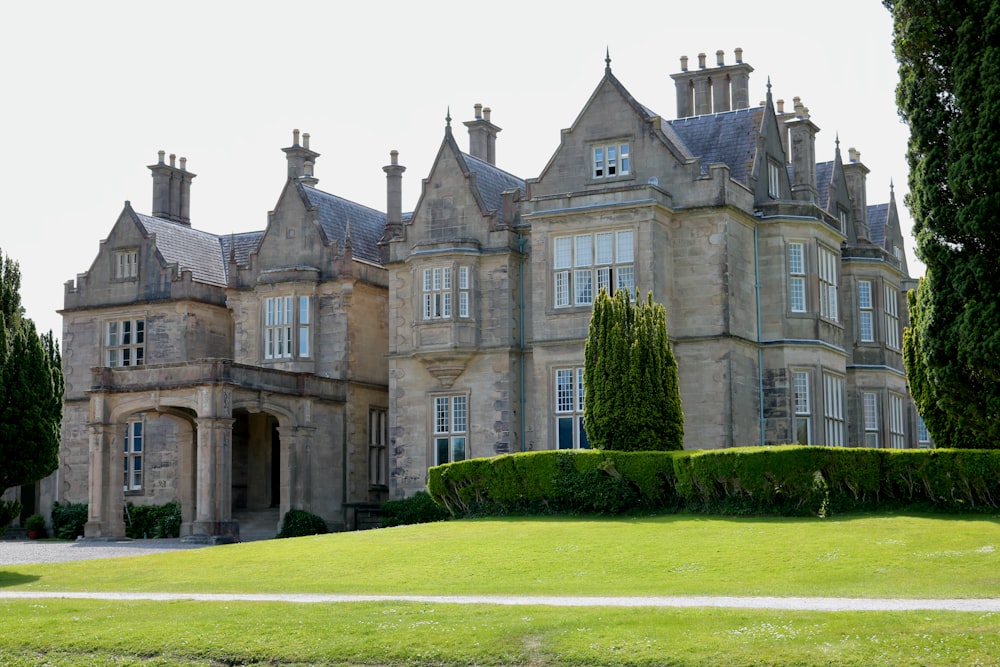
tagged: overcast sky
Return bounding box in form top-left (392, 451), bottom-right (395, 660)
top-left (1, 0), bottom-right (916, 340)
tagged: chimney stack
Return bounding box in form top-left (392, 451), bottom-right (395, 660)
top-left (785, 97), bottom-right (819, 204)
top-left (671, 48), bottom-right (754, 118)
top-left (380, 150), bottom-right (406, 261)
top-left (148, 150), bottom-right (195, 225)
top-left (464, 103), bottom-right (502, 165)
top-left (282, 128), bottom-right (321, 185)
top-left (843, 146), bottom-right (872, 241)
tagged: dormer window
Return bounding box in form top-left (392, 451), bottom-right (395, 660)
top-left (593, 142), bottom-right (630, 179)
top-left (115, 250), bottom-right (138, 280)
top-left (767, 160), bottom-right (782, 198)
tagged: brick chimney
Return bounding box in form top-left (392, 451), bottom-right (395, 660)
top-left (463, 104), bottom-right (501, 164)
top-left (786, 97), bottom-right (819, 204)
top-left (148, 151), bottom-right (195, 225)
top-left (671, 48), bottom-right (754, 118)
top-left (282, 129), bottom-right (320, 185)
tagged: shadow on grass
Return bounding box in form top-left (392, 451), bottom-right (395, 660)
top-left (0, 572), bottom-right (40, 588)
top-left (459, 509), bottom-right (1000, 526)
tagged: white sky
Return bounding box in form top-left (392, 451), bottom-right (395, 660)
top-left (1, 0), bottom-right (917, 340)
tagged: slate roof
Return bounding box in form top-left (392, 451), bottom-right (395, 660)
top-left (667, 106), bottom-right (763, 184)
top-left (220, 231), bottom-right (264, 268)
top-left (135, 214), bottom-right (229, 286)
top-left (301, 186), bottom-right (386, 264)
top-left (816, 161), bottom-right (834, 212)
top-left (463, 153), bottom-right (526, 209)
top-left (867, 203), bottom-right (889, 248)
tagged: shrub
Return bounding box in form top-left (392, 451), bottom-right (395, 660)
top-left (0, 499), bottom-right (21, 535)
top-left (125, 501), bottom-right (181, 539)
top-left (380, 491), bottom-right (451, 527)
top-left (276, 509), bottom-right (329, 538)
top-left (51, 501), bottom-right (88, 540)
top-left (24, 513), bottom-right (46, 533)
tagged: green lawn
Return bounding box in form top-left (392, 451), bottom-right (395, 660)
top-left (2, 513), bottom-right (999, 666)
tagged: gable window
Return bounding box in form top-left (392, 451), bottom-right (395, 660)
top-left (422, 266), bottom-right (471, 320)
top-left (264, 295), bottom-right (310, 360)
top-left (554, 230), bottom-right (634, 308)
top-left (592, 142), bottom-right (630, 179)
top-left (123, 420), bottom-right (143, 492)
top-left (555, 367), bottom-right (589, 450)
top-left (792, 370), bottom-right (811, 444)
top-left (114, 250), bottom-right (138, 279)
top-left (823, 372), bottom-right (845, 446)
top-left (884, 284), bottom-right (900, 349)
top-left (788, 242), bottom-right (806, 313)
top-left (434, 395), bottom-right (467, 464)
top-left (862, 391), bottom-right (879, 447)
top-left (767, 159), bottom-right (782, 198)
top-left (858, 280), bottom-right (874, 342)
top-left (106, 318), bottom-right (144, 367)
top-left (889, 393), bottom-right (905, 449)
top-left (819, 246), bottom-right (839, 322)
top-left (368, 408), bottom-right (388, 487)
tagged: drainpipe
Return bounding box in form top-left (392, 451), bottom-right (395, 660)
top-left (518, 234), bottom-right (527, 451)
top-left (754, 225), bottom-right (766, 445)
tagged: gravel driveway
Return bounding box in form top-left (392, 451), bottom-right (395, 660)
top-left (0, 538), bottom-right (209, 565)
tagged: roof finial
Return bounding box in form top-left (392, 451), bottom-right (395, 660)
top-left (835, 132), bottom-right (841, 151)
top-left (890, 178), bottom-right (895, 194)
top-left (766, 76), bottom-right (772, 95)
top-left (228, 233), bottom-right (236, 263)
top-left (344, 217), bottom-right (353, 251)
top-left (605, 47), bottom-right (612, 74)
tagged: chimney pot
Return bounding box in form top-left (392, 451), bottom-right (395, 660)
top-left (474, 103), bottom-right (483, 119)
top-left (483, 106), bottom-right (491, 121)
top-left (292, 129), bottom-right (300, 146)
top-left (180, 157), bottom-right (187, 171)
top-left (680, 55), bottom-right (689, 71)
top-left (303, 161), bottom-right (314, 177)
top-left (735, 47), bottom-right (743, 64)
top-left (157, 150), bottom-right (165, 164)
top-left (698, 52), bottom-right (707, 69)
top-left (777, 99), bottom-right (785, 114)
top-left (849, 147), bottom-right (861, 163)
top-left (716, 50), bottom-right (725, 66)
top-left (303, 132), bottom-right (310, 149)
top-left (390, 149), bottom-right (398, 165)
top-left (169, 153), bottom-right (176, 168)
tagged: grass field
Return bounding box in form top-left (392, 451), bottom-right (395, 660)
top-left (2, 513), bottom-right (999, 666)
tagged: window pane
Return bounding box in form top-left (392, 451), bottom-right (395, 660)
top-left (574, 270), bottom-right (593, 305)
top-left (858, 281), bottom-right (872, 309)
top-left (616, 266), bottom-right (635, 293)
top-left (299, 296), bottom-right (310, 324)
top-left (451, 396), bottom-right (467, 433)
top-left (458, 266), bottom-right (469, 289)
top-left (555, 271), bottom-right (570, 307)
top-left (619, 143), bottom-right (630, 174)
top-left (556, 369), bottom-right (573, 412)
top-left (435, 397), bottom-right (449, 433)
top-left (299, 326), bottom-right (309, 357)
top-left (574, 235), bottom-right (592, 267)
top-left (595, 232), bottom-right (613, 265)
top-left (451, 437), bottom-right (466, 462)
top-left (436, 438), bottom-right (449, 465)
top-left (557, 417), bottom-right (574, 449)
top-left (554, 238), bottom-right (572, 269)
top-left (616, 230), bottom-right (634, 263)
top-left (459, 291), bottom-right (469, 318)
top-left (788, 243), bottom-right (804, 275)
top-left (790, 277), bottom-right (806, 312)
top-left (579, 416), bottom-right (590, 449)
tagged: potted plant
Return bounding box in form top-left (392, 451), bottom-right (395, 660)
top-left (24, 513), bottom-right (46, 539)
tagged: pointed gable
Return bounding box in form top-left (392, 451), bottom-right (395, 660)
top-left (300, 184), bottom-right (386, 264)
top-left (135, 212), bottom-right (229, 286)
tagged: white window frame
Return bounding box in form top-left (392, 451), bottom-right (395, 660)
top-left (554, 230), bottom-right (634, 308)
top-left (823, 373), bottom-right (845, 446)
top-left (858, 280), bottom-right (874, 342)
top-left (862, 391), bottom-right (879, 448)
top-left (123, 420), bottom-right (143, 492)
top-left (555, 367), bottom-right (589, 450)
top-left (106, 318), bottom-right (145, 367)
top-left (792, 370), bottom-right (811, 444)
top-left (889, 393), bottom-right (905, 449)
top-left (768, 159), bottom-right (782, 198)
top-left (434, 395), bottom-right (468, 465)
top-left (368, 408), bottom-right (388, 487)
top-left (593, 142), bottom-right (630, 179)
top-left (884, 283), bottom-right (900, 350)
top-left (917, 416), bottom-right (931, 448)
top-left (264, 295), bottom-right (311, 360)
top-left (114, 250), bottom-right (138, 280)
top-left (819, 246), bottom-right (839, 322)
top-left (422, 265), bottom-right (470, 321)
top-left (788, 242), bottom-right (806, 313)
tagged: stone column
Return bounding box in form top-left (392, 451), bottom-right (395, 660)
top-left (192, 416), bottom-right (237, 539)
top-left (84, 422), bottom-right (125, 538)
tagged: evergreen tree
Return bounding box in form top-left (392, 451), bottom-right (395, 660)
top-left (886, 0), bottom-right (1000, 444)
top-left (583, 288), bottom-right (683, 451)
top-left (0, 249), bottom-right (63, 525)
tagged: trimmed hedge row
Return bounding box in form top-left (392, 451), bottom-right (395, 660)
top-left (427, 446), bottom-right (1000, 517)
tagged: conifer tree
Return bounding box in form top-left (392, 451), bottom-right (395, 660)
top-left (0, 249), bottom-right (63, 529)
top-left (886, 0), bottom-right (1000, 444)
top-left (583, 288), bottom-right (683, 451)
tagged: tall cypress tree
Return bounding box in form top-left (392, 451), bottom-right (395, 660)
top-left (886, 0), bottom-right (1000, 444)
top-left (584, 288), bottom-right (683, 451)
top-left (0, 249), bottom-right (63, 526)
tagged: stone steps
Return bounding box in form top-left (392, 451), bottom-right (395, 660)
top-left (232, 508), bottom-right (281, 542)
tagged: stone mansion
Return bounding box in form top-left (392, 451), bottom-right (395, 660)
top-left (42, 50), bottom-right (923, 539)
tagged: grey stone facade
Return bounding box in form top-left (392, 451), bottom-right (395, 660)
top-left (40, 51), bottom-right (923, 537)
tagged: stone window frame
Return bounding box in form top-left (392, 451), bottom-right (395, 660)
top-left (787, 241), bottom-right (807, 314)
top-left (822, 371), bottom-right (845, 447)
top-left (554, 366), bottom-right (589, 450)
top-left (591, 140), bottom-right (631, 180)
top-left (791, 369), bottom-right (811, 445)
top-left (105, 318), bottom-right (145, 367)
top-left (421, 265), bottom-right (471, 321)
top-left (113, 249), bottom-right (139, 281)
top-left (862, 391), bottom-right (879, 448)
top-left (818, 244), bottom-right (839, 323)
top-left (432, 393), bottom-right (468, 465)
top-left (884, 283), bottom-right (901, 350)
top-left (767, 159), bottom-right (782, 199)
top-left (888, 393), bottom-right (905, 449)
top-left (123, 418), bottom-right (143, 493)
top-left (553, 229), bottom-right (635, 309)
top-left (262, 295), bottom-right (311, 360)
top-left (857, 280), bottom-right (875, 342)
top-left (368, 407), bottom-right (388, 488)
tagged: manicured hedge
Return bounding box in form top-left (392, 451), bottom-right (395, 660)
top-left (428, 446), bottom-right (1000, 517)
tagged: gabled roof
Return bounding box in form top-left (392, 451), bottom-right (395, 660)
top-left (867, 202), bottom-right (889, 248)
top-left (668, 106), bottom-right (763, 184)
top-left (135, 213), bottom-right (229, 286)
top-left (816, 161), bottom-right (835, 212)
top-left (463, 152), bottom-right (525, 210)
top-left (300, 185), bottom-right (386, 263)
top-left (220, 231), bottom-right (264, 268)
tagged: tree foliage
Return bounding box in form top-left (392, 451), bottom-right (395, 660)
top-left (583, 288), bottom-right (683, 451)
top-left (887, 0), bottom-right (1000, 445)
top-left (0, 248), bottom-right (64, 500)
